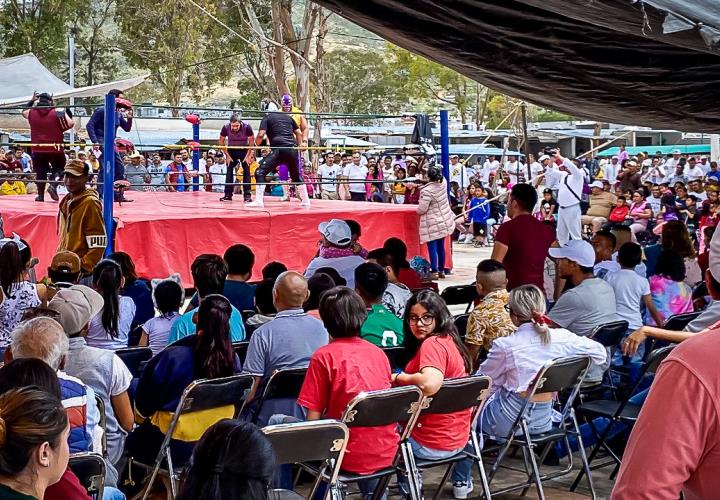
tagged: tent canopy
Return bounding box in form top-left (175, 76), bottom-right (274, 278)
top-left (600, 144), bottom-right (711, 157)
top-left (314, 0), bottom-right (720, 133)
top-left (0, 54), bottom-right (147, 107)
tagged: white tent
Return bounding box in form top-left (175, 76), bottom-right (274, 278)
top-left (0, 53), bottom-right (148, 107)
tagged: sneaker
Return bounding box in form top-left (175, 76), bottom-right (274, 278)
top-left (452, 479), bottom-right (473, 499)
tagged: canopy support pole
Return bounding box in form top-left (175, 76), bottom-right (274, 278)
top-left (440, 109), bottom-right (450, 196)
top-left (102, 93), bottom-right (116, 256)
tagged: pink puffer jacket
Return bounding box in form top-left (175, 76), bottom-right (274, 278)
top-left (417, 179), bottom-right (455, 243)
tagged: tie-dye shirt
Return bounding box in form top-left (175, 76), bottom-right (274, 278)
top-left (644, 275), bottom-right (693, 326)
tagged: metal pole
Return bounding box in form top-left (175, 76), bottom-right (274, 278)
top-left (68, 32), bottom-right (76, 145)
top-left (521, 102), bottom-right (530, 181)
top-left (440, 109), bottom-right (450, 195)
top-left (103, 93), bottom-right (116, 255)
top-left (192, 121), bottom-right (200, 191)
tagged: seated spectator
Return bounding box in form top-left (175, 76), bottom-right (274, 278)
top-left (465, 260), bottom-right (516, 369)
top-left (592, 230), bottom-right (619, 279)
top-left (392, 290), bottom-right (473, 497)
top-left (383, 237), bottom-right (423, 290)
top-left (452, 285), bottom-right (607, 497)
top-left (168, 254), bottom-right (246, 344)
top-left (87, 259), bottom-right (136, 350)
top-left (222, 244), bottom-right (257, 311)
top-left (128, 295), bottom-right (241, 466)
top-left (139, 279), bottom-right (183, 355)
top-left (355, 262), bottom-right (404, 347)
top-left (644, 249), bottom-right (694, 326)
top-left (607, 195), bottom-right (630, 224)
top-left (367, 248), bottom-right (413, 318)
top-left (243, 272), bottom-right (328, 425)
top-left (297, 287), bottom-right (397, 498)
top-left (45, 251), bottom-right (82, 301)
top-left (548, 240), bottom-right (617, 382)
top-left (246, 279), bottom-right (277, 327)
top-left (261, 261), bottom-right (288, 281)
top-left (303, 272), bottom-right (336, 320)
top-left (108, 251), bottom-right (154, 331)
top-left (344, 219), bottom-right (370, 258)
top-left (305, 220), bottom-right (365, 288)
top-left (609, 225), bottom-right (648, 276)
top-left (314, 266), bottom-right (347, 287)
top-left (0, 172), bottom-right (27, 195)
top-left (47, 285), bottom-right (134, 472)
top-left (0, 236), bottom-right (46, 348)
top-left (0, 387), bottom-right (69, 500)
top-left (644, 220), bottom-right (701, 284)
top-left (581, 181), bottom-right (615, 233)
top-left (177, 420), bottom-right (275, 500)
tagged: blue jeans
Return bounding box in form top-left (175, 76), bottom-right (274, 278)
top-left (426, 238), bottom-right (446, 273)
top-left (104, 487), bottom-right (126, 500)
top-left (398, 437), bottom-right (463, 497)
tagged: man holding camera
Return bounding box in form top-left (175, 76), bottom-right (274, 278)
top-left (86, 89), bottom-right (133, 202)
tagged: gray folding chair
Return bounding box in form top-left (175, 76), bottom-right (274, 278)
top-left (68, 452), bottom-right (106, 500)
top-left (94, 394), bottom-right (108, 458)
top-left (263, 419), bottom-right (350, 500)
top-left (486, 356), bottom-right (596, 500)
top-left (131, 374), bottom-right (256, 500)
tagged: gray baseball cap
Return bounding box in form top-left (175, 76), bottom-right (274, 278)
top-left (47, 285), bottom-right (103, 335)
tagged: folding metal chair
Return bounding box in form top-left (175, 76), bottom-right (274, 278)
top-left (382, 346), bottom-right (409, 371)
top-left (253, 367), bottom-right (308, 423)
top-left (570, 345), bottom-right (675, 491)
top-left (453, 314), bottom-right (470, 341)
top-left (263, 419), bottom-right (350, 500)
top-left (440, 285), bottom-right (479, 313)
top-left (486, 356), bottom-right (596, 500)
top-left (301, 386), bottom-right (425, 500)
top-left (94, 394), bottom-right (108, 458)
top-left (131, 374), bottom-right (256, 500)
top-left (232, 341), bottom-right (250, 365)
top-left (68, 452), bottom-right (106, 499)
top-left (586, 320), bottom-right (629, 398)
top-left (115, 347), bottom-right (153, 378)
top-left (410, 375), bottom-right (493, 500)
top-left (663, 311), bottom-right (701, 331)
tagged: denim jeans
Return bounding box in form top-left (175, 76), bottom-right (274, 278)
top-left (426, 237), bottom-right (446, 273)
top-left (398, 437), bottom-right (463, 497)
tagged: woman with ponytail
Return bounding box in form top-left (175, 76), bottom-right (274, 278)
top-left (0, 236), bottom-right (46, 346)
top-left (86, 259), bottom-right (136, 350)
top-left (127, 295), bottom-right (240, 467)
top-left (451, 285), bottom-right (608, 494)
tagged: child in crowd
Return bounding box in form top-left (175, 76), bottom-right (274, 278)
top-left (139, 279), bottom-right (184, 355)
top-left (87, 259), bottom-right (136, 350)
top-left (680, 194), bottom-right (699, 238)
top-left (534, 188), bottom-right (556, 223)
top-left (468, 187), bottom-right (491, 247)
top-left (262, 261), bottom-right (288, 281)
top-left (246, 279), bottom-right (277, 327)
top-left (392, 167), bottom-right (407, 204)
top-left (608, 195), bottom-right (630, 224)
top-left (456, 184), bottom-right (476, 244)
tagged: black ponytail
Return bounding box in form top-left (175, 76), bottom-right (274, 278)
top-left (195, 295), bottom-right (235, 379)
top-left (92, 260), bottom-right (122, 339)
top-left (0, 240), bottom-right (31, 297)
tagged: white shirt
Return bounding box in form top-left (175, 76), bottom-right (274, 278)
top-left (544, 165), bottom-right (566, 190)
top-left (318, 163), bottom-right (339, 192)
top-left (691, 190), bottom-right (708, 202)
top-left (343, 164), bottom-right (368, 193)
top-left (604, 162), bottom-right (620, 184)
top-left (208, 163), bottom-right (226, 192)
top-left (383, 282), bottom-right (413, 319)
top-left (643, 165), bottom-right (666, 185)
top-left (505, 161), bottom-right (526, 184)
top-left (699, 160), bottom-right (711, 174)
top-left (685, 165), bottom-right (705, 181)
top-left (449, 161), bottom-right (463, 185)
top-left (305, 255), bottom-right (366, 289)
top-left (479, 323), bottom-right (608, 394)
top-left (143, 313), bottom-right (181, 355)
top-left (481, 160), bottom-right (499, 184)
top-left (605, 269), bottom-right (651, 330)
top-left (529, 161), bottom-right (544, 179)
top-left (663, 157), bottom-right (679, 171)
top-left (557, 158), bottom-right (584, 208)
top-left (87, 296), bottom-right (136, 350)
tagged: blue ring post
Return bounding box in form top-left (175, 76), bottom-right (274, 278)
top-left (192, 122), bottom-right (200, 191)
top-left (440, 110), bottom-right (450, 196)
top-left (102, 93), bottom-right (116, 256)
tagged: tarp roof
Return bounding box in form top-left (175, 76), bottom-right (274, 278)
top-left (314, 0), bottom-right (720, 133)
top-left (600, 144), bottom-right (711, 157)
top-left (0, 54), bottom-right (148, 107)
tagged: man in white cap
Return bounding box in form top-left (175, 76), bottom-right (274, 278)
top-left (548, 239), bottom-right (617, 381)
top-left (554, 151), bottom-right (584, 244)
top-left (663, 149), bottom-right (683, 172)
top-left (47, 285), bottom-right (134, 474)
top-left (124, 151), bottom-right (148, 191)
top-left (582, 180), bottom-right (616, 233)
top-left (304, 219), bottom-right (365, 288)
top-left (699, 155), bottom-right (711, 174)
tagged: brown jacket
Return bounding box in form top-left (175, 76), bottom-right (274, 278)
top-left (417, 179), bottom-right (455, 243)
top-left (58, 189), bottom-right (106, 273)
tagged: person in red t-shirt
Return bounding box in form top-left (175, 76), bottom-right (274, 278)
top-left (392, 289), bottom-right (473, 497)
top-left (297, 287), bottom-right (398, 499)
top-left (492, 184), bottom-right (557, 293)
top-left (608, 195), bottom-right (630, 224)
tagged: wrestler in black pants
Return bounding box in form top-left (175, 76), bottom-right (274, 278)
top-left (225, 150), bottom-right (251, 200)
top-left (255, 147), bottom-right (302, 184)
top-left (32, 151), bottom-right (66, 201)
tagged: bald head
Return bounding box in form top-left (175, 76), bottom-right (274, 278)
top-left (273, 271), bottom-right (310, 310)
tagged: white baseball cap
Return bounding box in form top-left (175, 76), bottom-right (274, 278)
top-left (589, 180), bottom-right (604, 189)
top-left (538, 154), bottom-right (550, 162)
top-left (318, 219), bottom-right (352, 247)
top-left (549, 240), bottom-right (596, 268)
top-left (672, 149), bottom-right (682, 154)
top-left (642, 159), bottom-right (652, 167)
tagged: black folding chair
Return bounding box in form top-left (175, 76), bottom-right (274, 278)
top-left (253, 367), bottom-right (307, 423)
top-left (440, 285), bottom-right (479, 313)
top-left (487, 356), bottom-right (596, 500)
top-left (454, 313), bottom-right (470, 341)
top-left (263, 419), bottom-right (350, 500)
top-left (94, 394), bottom-right (107, 458)
top-left (131, 374), bottom-right (256, 500)
top-left (232, 341), bottom-right (250, 365)
top-left (570, 345), bottom-right (675, 491)
top-left (410, 376), bottom-right (493, 500)
top-left (382, 346), bottom-right (409, 371)
top-left (68, 452), bottom-right (105, 499)
top-left (241, 309), bottom-right (257, 324)
top-left (115, 347), bottom-right (153, 378)
top-left (586, 320), bottom-right (629, 398)
top-left (663, 311), bottom-right (701, 331)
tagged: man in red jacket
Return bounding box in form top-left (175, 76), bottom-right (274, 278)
top-left (22, 93), bottom-right (74, 202)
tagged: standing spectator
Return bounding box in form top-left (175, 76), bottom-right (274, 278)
top-left (164, 151), bottom-right (191, 192)
top-left (365, 163), bottom-right (384, 201)
top-left (87, 259), bottom-right (136, 351)
top-left (124, 152), bottom-right (148, 191)
top-left (492, 184), bottom-right (556, 292)
top-left (297, 287), bottom-right (397, 498)
top-left (392, 167), bottom-right (408, 204)
top-left (618, 160), bottom-right (642, 192)
top-left (417, 166), bottom-right (455, 279)
top-left (22, 92), bottom-right (74, 202)
top-left (305, 220), bottom-right (365, 288)
top-left (146, 153), bottom-right (166, 192)
top-left (318, 152), bottom-right (340, 200)
top-left (107, 251), bottom-right (154, 331)
top-left (355, 263), bottom-right (404, 347)
top-left (645, 250), bottom-right (694, 326)
top-left (465, 260), bottom-right (516, 369)
top-left (555, 152), bottom-right (585, 244)
top-left (139, 280), bottom-right (183, 355)
top-left (13, 147), bottom-right (32, 172)
top-left (243, 272), bottom-right (328, 425)
top-left (219, 114), bottom-right (255, 202)
top-left (343, 152), bottom-right (369, 202)
top-left (468, 186), bottom-right (491, 247)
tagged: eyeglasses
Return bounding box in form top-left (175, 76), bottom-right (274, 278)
top-left (408, 314), bottom-right (435, 326)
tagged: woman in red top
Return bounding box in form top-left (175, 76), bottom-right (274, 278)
top-left (393, 289), bottom-right (473, 497)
